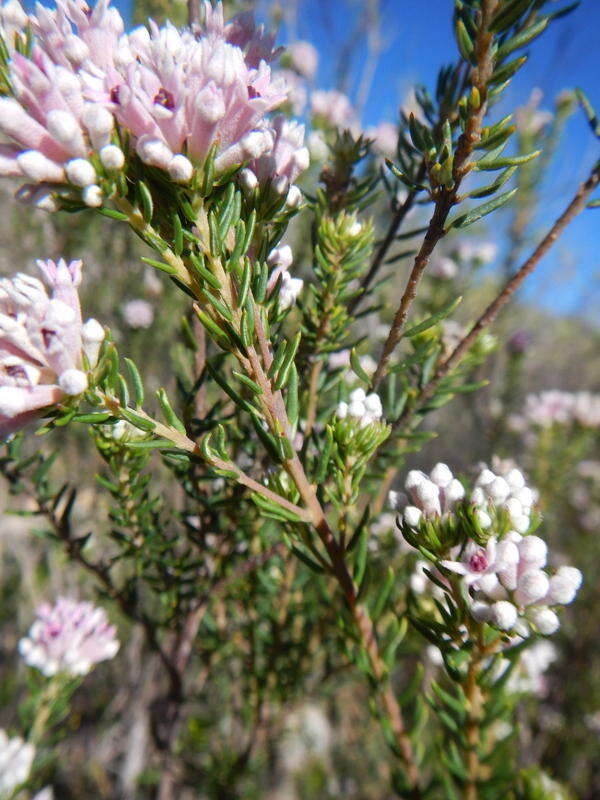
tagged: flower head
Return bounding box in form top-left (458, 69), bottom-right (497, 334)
top-left (0, 730), bottom-right (34, 796)
top-left (0, 259), bottom-right (103, 438)
top-left (19, 596), bottom-right (119, 676)
top-left (336, 387), bottom-right (383, 428)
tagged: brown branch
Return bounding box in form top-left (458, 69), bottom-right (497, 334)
top-left (371, 0), bottom-right (499, 389)
top-left (396, 160), bottom-right (600, 427)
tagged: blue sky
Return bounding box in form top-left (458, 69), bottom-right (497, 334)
top-left (30, 0), bottom-right (600, 317)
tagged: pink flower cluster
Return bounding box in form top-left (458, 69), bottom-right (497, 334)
top-left (447, 529), bottom-right (582, 636)
top-left (19, 596), bottom-right (119, 676)
top-left (514, 390), bottom-right (600, 430)
top-left (0, 0), bottom-right (309, 207)
top-left (401, 461), bottom-right (583, 637)
top-left (0, 258), bottom-right (104, 438)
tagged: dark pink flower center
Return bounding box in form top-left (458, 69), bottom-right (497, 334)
top-left (247, 85), bottom-right (260, 99)
top-left (110, 86), bottom-right (121, 105)
top-left (468, 550), bottom-right (488, 573)
top-left (154, 88), bottom-right (175, 110)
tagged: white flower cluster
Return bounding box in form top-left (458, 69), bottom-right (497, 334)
top-left (267, 245), bottom-right (303, 310)
top-left (336, 388), bottom-right (383, 428)
top-left (470, 465), bottom-right (535, 533)
top-left (394, 462), bottom-right (465, 528)
top-left (511, 390), bottom-right (600, 431)
top-left (0, 729), bottom-right (35, 796)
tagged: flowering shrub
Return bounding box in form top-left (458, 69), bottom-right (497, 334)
top-left (0, 0), bottom-right (598, 798)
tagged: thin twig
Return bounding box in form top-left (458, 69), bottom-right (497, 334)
top-left (371, 0), bottom-right (499, 389)
top-left (396, 160), bottom-right (600, 428)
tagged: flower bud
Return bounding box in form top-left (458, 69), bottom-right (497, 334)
top-left (475, 509), bottom-right (492, 529)
top-left (445, 478), bottom-right (465, 504)
top-left (82, 318), bottom-right (105, 366)
top-left (336, 401), bottom-right (348, 419)
top-left (286, 184), bottom-right (303, 208)
top-left (487, 476), bottom-right (510, 504)
top-left (490, 601), bottom-right (518, 631)
top-left (168, 154), bottom-right (193, 183)
top-left (518, 535), bottom-right (547, 568)
top-left (100, 144), bottom-right (125, 170)
top-left (46, 109), bottom-right (85, 154)
top-left (430, 462), bottom-right (453, 487)
top-left (239, 167), bottom-right (258, 193)
top-left (82, 185), bottom-right (102, 207)
top-left (403, 506), bottom-right (422, 528)
top-left (82, 105), bottom-right (114, 150)
top-left (515, 569), bottom-right (550, 607)
top-left (66, 158), bottom-right (96, 187)
top-left (505, 468), bottom-right (525, 490)
top-left (415, 480), bottom-right (441, 516)
top-left (476, 468), bottom-right (495, 486)
top-left (17, 151), bottom-right (65, 183)
top-left (547, 566), bottom-right (582, 605)
top-left (529, 606), bottom-right (560, 635)
top-left (136, 136), bottom-right (173, 169)
top-left (58, 368), bottom-right (88, 395)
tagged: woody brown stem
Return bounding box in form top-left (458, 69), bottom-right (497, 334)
top-left (371, 0), bottom-right (499, 389)
top-left (395, 160), bottom-right (600, 428)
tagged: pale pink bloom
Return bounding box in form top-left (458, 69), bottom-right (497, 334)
top-left (106, 12), bottom-right (287, 175)
top-left (429, 256), bottom-right (458, 280)
top-left (0, 729), bottom-right (35, 795)
top-left (400, 463), bottom-right (465, 526)
top-left (515, 88), bottom-right (553, 137)
top-left (19, 596), bottom-right (119, 676)
top-left (248, 116), bottom-right (309, 190)
top-left (0, 0), bottom-right (28, 50)
top-left (122, 298), bottom-right (154, 329)
top-left (365, 121), bottom-right (397, 158)
top-left (276, 68), bottom-right (308, 115)
top-left (288, 40), bottom-right (318, 80)
top-left (0, 259), bottom-right (103, 438)
top-left (311, 89), bottom-right (359, 133)
top-left (442, 537), bottom-right (518, 589)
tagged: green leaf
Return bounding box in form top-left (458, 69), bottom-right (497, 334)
top-left (137, 180), bottom-right (153, 222)
top-left (467, 166), bottom-right (517, 198)
top-left (496, 16), bottom-right (549, 60)
top-left (350, 348), bottom-right (371, 384)
top-left (403, 296), bottom-right (462, 338)
top-left (123, 358), bottom-right (144, 407)
top-left (448, 189), bottom-right (517, 229)
top-left (476, 150), bottom-right (541, 171)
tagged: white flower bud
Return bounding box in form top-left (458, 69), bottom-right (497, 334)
top-left (349, 388), bottom-right (366, 404)
top-left (66, 158), bottom-right (96, 187)
top-left (471, 487), bottom-right (486, 506)
top-left (137, 136), bottom-right (173, 169)
top-left (46, 109), bottom-right (85, 154)
top-left (17, 151), bottom-right (64, 183)
top-left (406, 470), bottom-right (426, 492)
top-left (272, 174), bottom-right (289, 195)
top-left (348, 399), bottom-right (365, 418)
top-left (529, 606), bottom-right (560, 635)
top-left (490, 601), bottom-right (518, 631)
top-left (487, 476), bottom-right (511, 504)
top-left (476, 468), bottom-right (496, 486)
top-left (82, 185), bottom-right (102, 207)
top-left (388, 490), bottom-right (400, 509)
top-left (514, 487), bottom-right (534, 509)
top-left (415, 480), bottom-right (441, 516)
top-left (347, 220), bottom-right (362, 236)
top-left (268, 245), bottom-right (293, 270)
top-left (239, 167), bottom-right (258, 193)
top-left (82, 104), bottom-right (114, 150)
top-left (514, 514), bottom-right (531, 534)
top-left (471, 601), bottom-right (492, 622)
top-left (81, 318), bottom-right (105, 366)
top-left (286, 184), bottom-right (303, 208)
top-left (475, 509), bottom-right (492, 529)
top-left (505, 468), bottom-right (525, 490)
top-left (99, 144), bottom-right (125, 170)
top-left (403, 506), bottom-right (422, 528)
top-left (364, 393), bottom-right (382, 416)
top-left (515, 569), bottom-right (550, 607)
top-left (505, 497), bottom-right (523, 523)
top-left (430, 462), bottom-right (453, 487)
top-left (518, 535), bottom-right (547, 568)
top-left (478, 572), bottom-right (500, 595)
top-left (293, 147), bottom-right (310, 173)
top-left (498, 563), bottom-right (518, 591)
top-left (445, 478), bottom-right (465, 504)
top-left (58, 368), bottom-right (88, 395)
top-left (336, 401), bottom-right (348, 419)
top-left (168, 154), bottom-right (193, 183)
top-left (547, 566), bottom-right (582, 605)
top-left (241, 130), bottom-right (272, 160)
